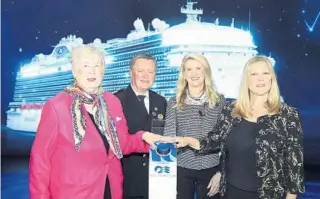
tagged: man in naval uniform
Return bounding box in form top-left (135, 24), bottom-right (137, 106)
top-left (114, 54), bottom-right (167, 199)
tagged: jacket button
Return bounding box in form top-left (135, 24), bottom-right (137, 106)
top-left (143, 154), bottom-right (146, 157)
top-left (143, 163), bottom-right (146, 166)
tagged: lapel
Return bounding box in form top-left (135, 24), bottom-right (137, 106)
top-left (147, 91), bottom-right (167, 134)
top-left (82, 108), bottom-right (103, 141)
top-left (256, 113), bottom-right (283, 137)
top-left (223, 113), bottom-right (282, 140)
top-left (217, 101), bottom-right (237, 141)
top-left (148, 90), bottom-right (154, 117)
top-left (148, 91), bottom-right (166, 120)
top-left (72, 103), bottom-right (109, 156)
top-left (146, 90), bottom-right (154, 131)
top-left (221, 114), bottom-right (242, 141)
top-left (60, 93), bottom-right (102, 145)
top-left (126, 85), bottom-right (149, 115)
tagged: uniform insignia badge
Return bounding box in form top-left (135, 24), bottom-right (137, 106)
top-left (157, 113), bottom-right (163, 120)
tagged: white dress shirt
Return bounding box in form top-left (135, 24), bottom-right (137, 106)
top-left (131, 85), bottom-right (149, 114)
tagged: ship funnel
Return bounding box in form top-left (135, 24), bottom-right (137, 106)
top-left (93, 38), bottom-right (102, 44)
top-left (133, 18), bottom-right (146, 32)
top-left (152, 18), bottom-right (169, 31)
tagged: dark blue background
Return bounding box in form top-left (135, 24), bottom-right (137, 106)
top-left (1, 1), bottom-right (320, 198)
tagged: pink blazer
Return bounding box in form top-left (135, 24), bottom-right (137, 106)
top-left (29, 91), bottom-right (149, 199)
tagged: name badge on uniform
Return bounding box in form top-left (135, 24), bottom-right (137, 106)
top-left (149, 142), bottom-right (177, 199)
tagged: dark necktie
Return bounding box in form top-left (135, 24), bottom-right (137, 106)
top-left (137, 95), bottom-right (146, 102)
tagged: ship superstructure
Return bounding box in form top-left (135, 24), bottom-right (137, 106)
top-left (6, 1), bottom-right (275, 132)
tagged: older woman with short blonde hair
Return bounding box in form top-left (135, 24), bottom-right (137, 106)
top-left (29, 45), bottom-right (167, 199)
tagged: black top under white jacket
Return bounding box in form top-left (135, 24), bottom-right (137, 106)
top-left (198, 101), bottom-right (305, 199)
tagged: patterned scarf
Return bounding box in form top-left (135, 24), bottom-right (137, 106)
top-left (64, 85), bottom-right (123, 159)
top-left (184, 89), bottom-right (208, 105)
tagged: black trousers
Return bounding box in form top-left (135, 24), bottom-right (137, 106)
top-left (225, 183), bottom-right (287, 199)
top-left (225, 183), bottom-right (258, 199)
top-left (177, 166), bottom-right (220, 199)
top-left (104, 176), bottom-right (112, 199)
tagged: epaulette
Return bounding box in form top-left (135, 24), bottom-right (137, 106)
top-left (113, 88), bottom-right (125, 95)
top-left (152, 89), bottom-right (167, 97)
top-left (149, 89), bottom-right (157, 95)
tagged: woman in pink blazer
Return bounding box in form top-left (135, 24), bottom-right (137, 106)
top-left (29, 45), bottom-right (168, 199)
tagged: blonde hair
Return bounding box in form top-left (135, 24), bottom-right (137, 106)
top-left (71, 45), bottom-right (105, 66)
top-left (232, 55), bottom-right (281, 118)
top-left (175, 54), bottom-right (220, 109)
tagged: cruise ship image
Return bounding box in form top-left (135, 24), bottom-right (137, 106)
top-left (6, 0), bottom-right (275, 132)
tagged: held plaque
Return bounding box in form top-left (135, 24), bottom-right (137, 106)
top-left (149, 119), bottom-right (177, 199)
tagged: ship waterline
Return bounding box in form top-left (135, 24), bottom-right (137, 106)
top-left (6, 1), bottom-right (275, 132)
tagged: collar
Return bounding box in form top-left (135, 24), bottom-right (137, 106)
top-left (130, 84), bottom-right (149, 100)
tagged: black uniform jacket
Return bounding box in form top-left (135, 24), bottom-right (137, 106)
top-left (114, 85), bottom-right (167, 197)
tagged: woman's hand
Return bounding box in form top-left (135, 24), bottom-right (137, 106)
top-left (142, 132), bottom-right (176, 149)
top-left (175, 137), bottom-right (200, 150)
top-left (285, 193), bottom-right (297, 199)
top-left (174, 137), bottom-right (189, 148)
top-left (207, 172), bottom-right (221, 196)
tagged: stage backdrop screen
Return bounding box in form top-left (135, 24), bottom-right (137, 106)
top-left (1, 0), bottom-right (320, 165)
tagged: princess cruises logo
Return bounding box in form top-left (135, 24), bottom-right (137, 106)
top-left (154, 166), bottom-right (170, 174)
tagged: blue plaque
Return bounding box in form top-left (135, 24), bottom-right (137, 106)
top-left (149, 142), bottom-right (177, 199)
